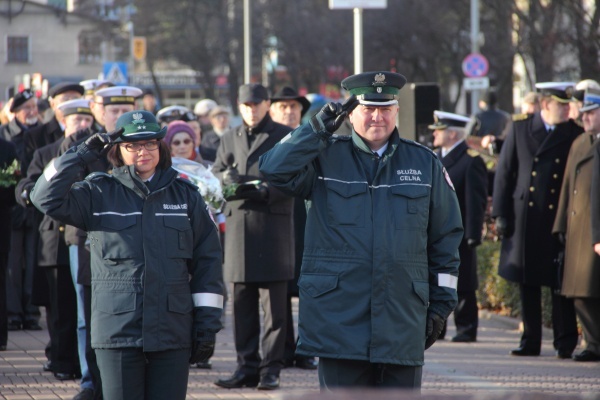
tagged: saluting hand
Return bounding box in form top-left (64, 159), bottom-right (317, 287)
top-left (310, 95), bottom-right (359, 134)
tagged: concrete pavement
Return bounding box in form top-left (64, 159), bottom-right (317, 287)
top-left (1, 300), bottom-right (599, 399)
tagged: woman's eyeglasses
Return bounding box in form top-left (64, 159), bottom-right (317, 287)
top-left (172, 139), bottom-right (192, 146)
top-left (120, 141), bottom-right (160, 152)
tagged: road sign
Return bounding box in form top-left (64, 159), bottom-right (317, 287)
top-left (133, 37), bottom-right (146, 61)
top-left (462, 53), bottom-right (489, 78)
top-left (103, 62), bottom-right (128, 85)
top-left (463, 77), bottom-right (490, 91)
top-left (329, 0), bottom-right (387, 9)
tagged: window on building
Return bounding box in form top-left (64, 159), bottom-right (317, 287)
top-left (7, 36), bottom-right (30, 63)
top-left (78, 30), bottom-right (103, 64)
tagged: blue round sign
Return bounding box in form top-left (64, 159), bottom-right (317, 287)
top-left (462, 53), bottom-right (489, 78)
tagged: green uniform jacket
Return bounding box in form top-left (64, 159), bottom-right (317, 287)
top-left (30, 148), bottom-right (224, 351)
top-left (259, 123), bottom-right (462, 366)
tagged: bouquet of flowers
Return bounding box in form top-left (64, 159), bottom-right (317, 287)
top-left (0, 159), bottom-right (21, 188)
top-left (171, 157), bottom-right (225, 213)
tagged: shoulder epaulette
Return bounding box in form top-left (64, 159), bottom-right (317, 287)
top-left (512, 113), bottom-right (532, 122)
top-left (398, 137), bottom-right (437, 157)
top-left (85, 171), bottom-right (112, 181)
top-left (467, 148), bottom-right (480, 158)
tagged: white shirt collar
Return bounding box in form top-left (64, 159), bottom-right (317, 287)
top-left (441, 139), bottom-right (464, 158)
top-left (372, 142), bottom-right (389, 157)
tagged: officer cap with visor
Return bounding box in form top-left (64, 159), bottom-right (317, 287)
top-left (57, 99), bottom-right (93, 117)
top-left (428, 110), bottom-right (471, 130)
top-left (156, 105), bottom-right (196, 124)
top-left (535, 82), bottom-right (575, 103)
top-left (341, 71), bottom-right (407, 106)
top-left (48, 82), bottom-right (84, 99)
top-left (96, 86), bottom-right (142, 106)
top-left (112, 110), bottom-right (166, 143)
top-left (579, 87), bottom-right (600, 113)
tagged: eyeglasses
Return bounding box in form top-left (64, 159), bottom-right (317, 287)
top-left (172, 138), bottom-right (192, 146)
top-left (120, 141), bottom-right (160, 152)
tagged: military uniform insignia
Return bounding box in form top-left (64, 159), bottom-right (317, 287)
top-left (373, 73), bottom-right (386, 86)
top-left (443, 167), bottom-right (455, 191)
top-left (132, 113), bottom-right (145, 124)
top-left (512, 113), bottom-right (531, 121)
top-left (467, 148), bottom-right (480, 157)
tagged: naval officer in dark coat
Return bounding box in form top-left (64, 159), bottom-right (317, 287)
top-left (492, 82), bottom-right (581, 358)
top-left (431, 111), bottom-right (488, 342)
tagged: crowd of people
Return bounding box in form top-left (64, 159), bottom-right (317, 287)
top-left (1, 71), bottom-right (600, 399)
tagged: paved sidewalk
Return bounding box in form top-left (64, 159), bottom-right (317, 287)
top-left (1, 301), bottom-right (599, 399)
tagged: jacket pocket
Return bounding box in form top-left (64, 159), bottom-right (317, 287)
top-left (391, 185), bottom-right (429, 229)
top-left (95, 291), bottom-right (137, 314)
top-left (99, 215), bottom-right (140, 260)
top-left (325, 180), bottom-right (367, 227)
top-left (168, 292), bottom-right (193, 315)
top-left (298, 273), bottom-right (338, 297)
top-left (412, 280), bottom-right (429, 306)
top-left (163, 216), bottom-right (193, 259)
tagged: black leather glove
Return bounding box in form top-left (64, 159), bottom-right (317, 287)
top-left (236, 184), bottom-right (268, 202)
top-left (189, 330), bottom-right (216, 364)
top-left (309, 95), bottom-right (359, 134)
top-left (495, 216), bottom-right (514, 238)
top-left (556, 232), bottom-right (566, 246)
top-left (467, 238), bottom-right (481, 248)
top-left (77, 128), bottom-right (124, 162)
top-left (425, 311), bottom-right (446, 350)
top-left (222, 167), bottom-right (240, 186)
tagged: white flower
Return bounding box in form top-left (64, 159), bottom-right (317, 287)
top-left (171, 157), bottom-right (225, 213)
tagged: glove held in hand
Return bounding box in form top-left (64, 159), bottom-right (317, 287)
top-left (189, 331), bottom-right (216, 364)
top-left (425, 311), bottom-right (446, 350)
top-left (495, 216), bottom-right (514, 238)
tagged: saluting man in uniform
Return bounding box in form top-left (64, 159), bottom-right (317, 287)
top-left (492, 82), bottom-right (581, 358)
top-left (430, 111), bottom-right (488, 343)
top-left (259, 71), bottom-right (463, 390)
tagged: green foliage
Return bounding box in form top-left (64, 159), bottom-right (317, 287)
top-left (476, 240), bottom-right (553, 327)
top-left (476, 240), bottom-right (520, 317)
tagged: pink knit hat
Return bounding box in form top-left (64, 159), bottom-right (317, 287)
top-left (164, 120), bottom-right (196, 147)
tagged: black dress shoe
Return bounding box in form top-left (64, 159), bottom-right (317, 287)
top-left (573, 350), bottom-right (600, 362)
top-left (295, 356), bottom-right (318, 370)
top-left (43, 361), bottom-right (54, 372)
top-left (451, 334), bottom-right (476, 343)
top-left (54, 372), bottom-right (80, 381)
top-left (214, 371), bottom-right (259, 389)
top-left (0, 344), bottom-right (6, 351)
top-left (257, 374), bottom-right (280, 390)
top-left (194, 360), bottom-right (212, 369)
top-left (7, 321), bottom-right (21, 331)
top-left (22, 321), bottom-right (42, 331)
top-left (510, 347), bottom-right (540, 356)
top-left (556, 349), bottom-right (573, 359)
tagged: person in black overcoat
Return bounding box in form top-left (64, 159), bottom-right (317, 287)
top-left (0, 137), bottom-right (18, 350)
top-left (22, 82), bottom-right (84, 173)
top-left (212, 84), bottom-right (294, 391)
top-left (492, 82), bottom-right (581, 358)
top-left (431, 111), bottom-right (488, 342)
top-left (16, 99), bottom-right (97, 382)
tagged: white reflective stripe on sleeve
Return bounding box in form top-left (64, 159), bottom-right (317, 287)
top-left (192, 293), bottom-right (224, 309)
top-left (438, 273), bottom-right (458, 290)
top-left (43, 159), bottom-right (58, 181)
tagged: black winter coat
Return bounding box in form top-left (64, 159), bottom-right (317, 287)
top-left (492, 112), bottom-right (582, 287)
top-left (439, 141), bottom-right (488, 292)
